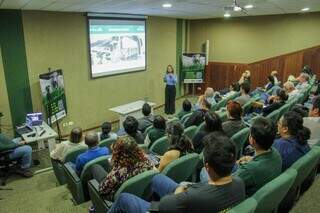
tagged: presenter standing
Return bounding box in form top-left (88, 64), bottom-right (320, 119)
top-left (164, 65), bottom-right (177, 115)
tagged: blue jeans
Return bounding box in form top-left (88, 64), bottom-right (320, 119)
top-left (9, 145), bottom-right (32, 169)
top-left (108, 174), bottom-right (179, 213)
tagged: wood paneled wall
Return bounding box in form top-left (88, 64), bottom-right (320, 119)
top-left (198, 45), bottom-right (320, 93)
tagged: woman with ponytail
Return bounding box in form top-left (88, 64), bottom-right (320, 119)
top-left (273, 111), bottom-right (311, 171)
top-left (157, 122), bottom-right (194, 172)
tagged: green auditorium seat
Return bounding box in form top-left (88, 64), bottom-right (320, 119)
top-left (166, 117), bottom-right (180, 126)
top-left (196, 121), bottom-right (205, 132)
top-left (99, 137), bottom-right (117, 150)
top-left (217, 110), bottom-right (228, 122)
top-left (183, 125), bottom-right (197, 140)
top-left (161, 153), bottom-right (199, 183)
top-left (211, 98), bottom-right (228, 111)
top-left (228, 197), bottom-right (257, 213)
top-left (64, 156), bottom-right (111, 204)
top-left (280, 146), bottom-right (320, 211)
top-left (144, 125), bottom-right (153, 134)
top-left (181, 112), bottom-right (193, 125)
top-left (278, 104), bottom-right (290, 118)
top-left (88, 170), bottom-right (159, 213)
top-left (266, 109), bottom-right (280, 122)
top-left (231, 127), bottom-right (250, 159)
top-left (149, 136), bottom-right (169, 155)
top-left (51, 146), bottom-right (87, 185)
top-left (253, 168), bottom-right (297, 213)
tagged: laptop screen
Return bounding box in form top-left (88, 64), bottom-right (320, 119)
top-left (26, 113), bottom-right (43, 127)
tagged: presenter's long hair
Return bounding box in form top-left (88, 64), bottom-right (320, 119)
top-left (166, 65), bottom-right (174, 74)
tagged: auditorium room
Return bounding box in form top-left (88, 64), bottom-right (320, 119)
top-left (1, 0), bottom-right (320, 212)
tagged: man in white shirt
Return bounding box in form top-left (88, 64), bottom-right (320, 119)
top-left (283, 81), bottom-right (299, 100)
top-left (303, 96), bottom-right (320, 146)
top-left (296, 73), bottom-right (309, 91)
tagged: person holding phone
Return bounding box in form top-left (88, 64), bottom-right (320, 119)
top-left (164, 65), bottom-right (177, 115)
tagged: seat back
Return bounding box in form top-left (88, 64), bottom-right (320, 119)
top-left (80, 156), bottom-right (112, 181)
top-left (266, 109), bottom-right (280, 122)
top-left (231, 128), bottom-right (250, 158)
top-left (149, 136), bottom-right (169, 155)
top-left (114, 170), bottom-right (159, 200)
top-left (183, 125), bottom-right (197, 140)
top-left (162, 153), bottom-right (199, 183)
top-left (253, 168), bottom-right (297, 213)
top-left (64, 146), bottom-right (88, 163)
top-left (181, 112), bottom-right (193, 125)
top-left (228, 197), bottom-right (257, 213)
top-left (278, 104), bottom-right (290, 119)
top-left (291, 146), bottom-right (320, 188)
top-left (212, 98), bottom-right (228, 111)
top-left (145, 125), bottom-right (153, 134)
top-left (166, 117), bottom-right (180, 126)
top-left (99, 137), bottom-right (117, 150)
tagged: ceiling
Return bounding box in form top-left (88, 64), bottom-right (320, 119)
top-left (0, 0), bottom-right (320, 19)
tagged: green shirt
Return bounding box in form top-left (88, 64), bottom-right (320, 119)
top-left (148, 128), bottom-right (165, 147)
top-left (0, 133), bottom-right (18, 151)
top-left (235, 148), bottom-right (282, 196)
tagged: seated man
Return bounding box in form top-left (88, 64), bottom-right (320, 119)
top-left (0, 133), bottom-right (33, 177)
top-left (145, 115), bottom-right (166, 148)
top-left (108, 132), bottom-right (246, 213)
top-left (100, 121), bottom-right (117, 141)
top-left (176, 99), bottom-right (192, 120)
top-left (123, 116), bottom-right (145, 144)
top-left (184, 100), bottom-right (211, 128)
top-left (303, 96), bottom-right (320, 146)
top-left (222, 101), bottom-right (246, 138)
top-left (262, 89), bottom-right (288, 116)
top-left (196, 87), bottom-right (216, 109)
top-left (234, 82), bottom-right (251, 106)
top-left (137, 103), bottom-right (154, 133)
top-left (235, 117), bottom-right (282, 196)
top-left (283, 81), bottom-right (299, 100)
top-left (295, 73), bottom-right (309, 91)
top-left (75, 132), bottom-right (110, 174)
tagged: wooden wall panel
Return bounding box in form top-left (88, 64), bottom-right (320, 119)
top-left (199, 45), bottom-right (320, 93)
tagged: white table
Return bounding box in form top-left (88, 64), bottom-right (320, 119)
top-left (21, 122), bottom-right (58, 153)
top-left (109, 100), bottom-right (156, 128)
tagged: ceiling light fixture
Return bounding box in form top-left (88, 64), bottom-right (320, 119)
top-left (162, 3), bottom-right (172, 8)
top-left (301, 7), bottom-right (310, 12)
top-left (244, 4), bottom-right (253, 9)
top-left (224, 13), bottom-right (231, 18)
top-left (234, 6), bottom-right (242, 11)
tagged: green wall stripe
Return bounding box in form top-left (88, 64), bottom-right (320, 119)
top-left (0, 10), bottom-right (33, 128)
top-left (176, 19), bottom-right (183, 96)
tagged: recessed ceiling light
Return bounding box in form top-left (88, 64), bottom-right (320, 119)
top-left (244, 4), bottom-right (254, 9)
top-left (301, 7), bottom-right (310, 12)
top-left (234, 6), bottom-right (242, 12)
top-left (162, 3), bottom-right (172, 8)
top-left (224, 13), bottom-right (231, 18)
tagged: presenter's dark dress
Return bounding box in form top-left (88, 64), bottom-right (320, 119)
top-left (164, 74), bottom-right (177, 115)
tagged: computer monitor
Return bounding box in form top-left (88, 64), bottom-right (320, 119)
top-left (26, 113), bottom-right (43, 127)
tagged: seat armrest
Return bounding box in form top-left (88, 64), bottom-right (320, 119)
top-left (64, 162), bottom-right (80, 182)
top-left (88, 179), bottom-right (113, 208)
top-left (89, 179), bottom-right (100, 191)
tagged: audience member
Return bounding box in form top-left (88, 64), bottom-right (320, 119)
top-left (234, 82), bottom-right (251, 106)
top-left (157, 122), bottom-right (194, 172)
top-left (75, 132), bottom-right (109, 174)
top-left (138, 103), bottom-right (154, 133)
top-left (296, 73), bottom-right (309, 90)
top-left (222, 101), bottom-right (246, 138)
top-left (273, 111), bottom-right (310, 171)
top-left (100, 122), bottom-right (117, 141)
top-left (145, 115), bottom-right (166, 148)
top-left (283, 81), bottom-right (299, 100)
top-left (176, 99), bottom-right (192, 120)
top-left (192, 112), bottom-right (223, 153)
top-left (303, 96), bottom-right (320, 146)
top-left (108, 132), bottom-right (245, 213)
top-left (235, 117), bottom-right (282, 196)
top-left (265, 75), bottom-right (275, 91)
top-left (91, 136), bottom-right (153, 201)
top-left (123, 116), bottom-right (145, 144)
top-left (271, 70), bottom-right (280, 85)
top-left (184, 100), bottom-right (211, 128)
top-left (262, 89), bottom-right (288, 116)
top-left (0, 133), bottom-right (33, 177)
top-left (238, 70), bottom-right (251, 85)
top-left (50, 127), bottom-right (86, 162)
top-left (197, 87), bottom-right (216, 109)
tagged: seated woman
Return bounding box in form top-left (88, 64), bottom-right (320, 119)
top-left (262, 89), bottom-right (288, 116)
top-left (50, 127), bottom-right (86, 162)
top-left (157, 122), bottom-right (194, 172)
top-left (265, 75), bottom-right (275, 91)
top-left (222, 101), bottom-right (246, 138)
top-left (91, 136), bottom-right (153, 201)
top-left (176, 99), bottom-right (192, 120)
top-left (144, 115), bottom-right (166, 148)
top-left (273, 111), bottom-right (310, 171)
top-left (196, 87), bottom-right (216, 110)
top-left (192, 112), bottom-right (223, 153)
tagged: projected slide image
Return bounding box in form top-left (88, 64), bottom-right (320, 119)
top-left (89, 20), bottom-right (146, 77)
